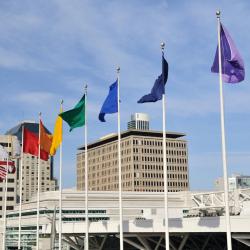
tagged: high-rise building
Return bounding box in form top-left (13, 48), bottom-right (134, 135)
top-left (77, 129), bottom-right (189, 192)
top-left (0, 135), bottom-right (19, 218)
top-left (127, 113), bottom-right (149, 130)
top-left (6, 121), bottom-right (57, 202)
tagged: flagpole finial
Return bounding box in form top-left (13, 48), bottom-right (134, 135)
top-left (161, 42), bottom-right (165, 51)
top-left (117, 66), bottom-right (120, 73)
top-left (216, 10), bottom-right (221, 18)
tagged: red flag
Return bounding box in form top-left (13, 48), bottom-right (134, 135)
top-left (23, 128), bottom-right (49, 161)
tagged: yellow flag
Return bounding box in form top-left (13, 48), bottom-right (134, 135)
top-left (50, 108), bottom-right (63, 156)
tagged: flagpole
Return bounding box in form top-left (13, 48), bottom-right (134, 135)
top-left (59, 100), bottom-right (63, 250)
top-left (2, 136), bottom-right (10, 250)
top-left (117, 66), bottom-right (123, 250)
top-left (36, 113), bottom-right (41, 250)
top-left (216, 10), bottom-right (232, 250)
top-left (18, 125), bottom-right (24, 250)
top-left (84, 85), bottom-right (89, 250)
top-left (161, 42), bottom-right (170, 250)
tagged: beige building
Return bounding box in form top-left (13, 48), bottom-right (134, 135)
top-left (77, 129), bottom-right (189, 192)
top-left (6, 121), bottom-right (57, 202)
top-left (0, 135), bottom-right (19, 218)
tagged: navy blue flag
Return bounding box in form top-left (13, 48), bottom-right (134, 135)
top-left (138, 56), bottom-right (168, 103)
top-left (99, 80), bottom-right (118, 122)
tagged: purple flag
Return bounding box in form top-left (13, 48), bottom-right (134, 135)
top-left (211, 23), bottom-right (245, 83)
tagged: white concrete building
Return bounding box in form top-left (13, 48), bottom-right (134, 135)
top-left (2, 189), bottom-right (250, 249)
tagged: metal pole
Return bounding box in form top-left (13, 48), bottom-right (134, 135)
top-left (59, 100), bottom-right (63, 250)
top-left (84, 85), bottom-right (89, 250)
top-left (216, 10), bottom-right (232, 250)
top-left (2, 136), bottom-right (10, 250)
top-left (117, 66), bottom-right (124, 250)
top-left (161, 42), bottom-right (170, 250)
top-left (18, 125), bottom-right (24, 250)
top-left (36, 113), bottom-right (41, 250)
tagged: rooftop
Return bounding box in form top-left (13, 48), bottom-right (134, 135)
top-left (78, 129), bottom-right (186, 151)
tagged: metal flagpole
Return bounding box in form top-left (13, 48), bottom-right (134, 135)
top-left (59, 100), bottom-right (63, 250)
top-left (117, 66), bottom-right (123, 250)
top-left (216, 10), bottom-right (232, 250)
top-left (161, 42), bottom-right (170, 250)
top-left (2, 136), bottom-right (10, 250)
top-left (36, 113), bottom-right (41, 250)
top-left (84, 85), bottom-right (89, 250)
top-left (18, 125), bottom-right (24, 250)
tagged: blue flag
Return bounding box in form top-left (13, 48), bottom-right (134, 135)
top-left (138, 55), bottom-right (168, 103)
top-left (99, 80), bottom-right (118, 122)
top-left (211, 23), bottom-right (245, 83)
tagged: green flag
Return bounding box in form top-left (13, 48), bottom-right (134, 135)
top-left (59, 95), bottom-right (85, 131)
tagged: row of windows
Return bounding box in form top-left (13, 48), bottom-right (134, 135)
top-left (0, 196), bottom-right (14, 201)
top-left (0, 205), bottom-right (14, 210)
top-left (133, 156), bottom-right (187, 164)
top-left (135, 172), bottom-right (188, 180)
top-left (134, 148), bottom-right (187, 156)
top-left (134, 164), bottom-right (188, 172)
top-left (133, 139), bottom-right (186, 148)
top-left (0, 187), bottom-right (14, 192)
top-left (88, 141), bottom-right (131, 157)
top-left (7, 209), bottom-right (106, 218)
top-left (134, 181), bottom-right (188, 187)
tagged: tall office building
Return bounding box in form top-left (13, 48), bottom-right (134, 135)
top-left (0, 135), bottom-right (19, 218)
top-left (127, 113), bottom-right (149, 130)
top-left (77, 129), bottom-right (189, 192)
top-left (6, 121), bottom-right (57, 202)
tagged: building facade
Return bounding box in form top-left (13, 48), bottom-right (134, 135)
top-left (6, 121), bottom-right (57, 202)
top-left (0, 135), bottom-right (19, 218)
top-left (77, 130), bottom-right (189, 192)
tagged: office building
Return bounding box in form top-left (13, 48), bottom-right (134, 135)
top-left (127, 113), bottom-right (150, 130)
top-left (77, 129), bottom-right (189, 192)
top-left (6, 121), bottom-right (57, 202)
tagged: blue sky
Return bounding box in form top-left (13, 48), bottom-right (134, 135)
top-left (0, 0), bottom-right (250, 190)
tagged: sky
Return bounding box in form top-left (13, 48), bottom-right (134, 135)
top-left (0, 0), bottom-right (250, 191)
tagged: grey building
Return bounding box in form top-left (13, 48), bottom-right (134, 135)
top-left (6, 121), bottom-right (57, 202)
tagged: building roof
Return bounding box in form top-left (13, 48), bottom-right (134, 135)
top-left (78, 129), bottom-right (186, 151)
top-left (6, 121), bottom-right (51, 142)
